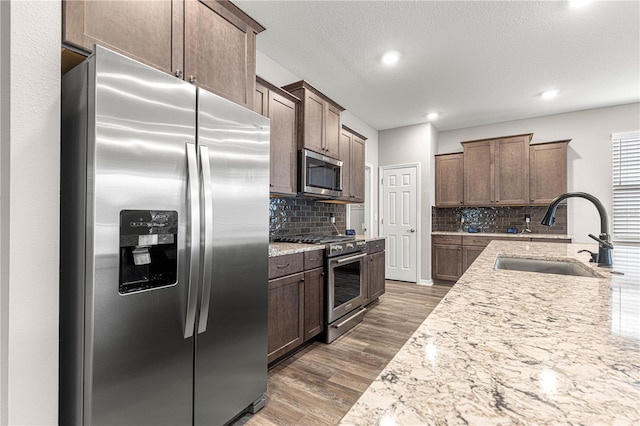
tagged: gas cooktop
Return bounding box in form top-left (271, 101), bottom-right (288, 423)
top-left (272, 235), bottom-right (355, 244)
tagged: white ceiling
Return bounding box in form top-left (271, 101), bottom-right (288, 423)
top-left (235, 1), bottom-right (640, 132)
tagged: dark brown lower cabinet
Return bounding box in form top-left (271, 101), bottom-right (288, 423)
top-left (268, 250), bottom-right (325, 364)
top-left (462, 246), bottom-right (485, 271)
top-left (432, 234), bottom-right (573, 283)
top-left (267, 272), bottom-right (304, 364)
top-left (432, 243), bottom-right (463, 282)
top-left (368, 251), bottom-right (386, 300)
top-left (364, 239), bottom-right (386, 305)
top-left (303, 268), bottom-right (324, 341)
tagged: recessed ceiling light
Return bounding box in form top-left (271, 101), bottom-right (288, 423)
top-left (381, 51), bottom-right (400, 66)
top-left (541, 90), bottom-right (559, 99)
top-left (426, 112), bottom-right (439, 120)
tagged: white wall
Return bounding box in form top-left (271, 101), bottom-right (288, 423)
top-left (379, 122), bottom-right (436, 284)
top-left (437, 103), bottom-right (640, 243)
top-left (255, 51), bottom-right (381, 236)
top-left (0, 1), bottom-right (60, 424)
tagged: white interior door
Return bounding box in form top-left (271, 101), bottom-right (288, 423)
top-left (381, 165), bottom-right (418, 282)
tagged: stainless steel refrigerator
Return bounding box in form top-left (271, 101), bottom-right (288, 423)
top-left (60, 46), bottom-right (269, 425)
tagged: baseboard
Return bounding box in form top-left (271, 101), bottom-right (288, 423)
top-left (418, 279), bottom-right (433, 286)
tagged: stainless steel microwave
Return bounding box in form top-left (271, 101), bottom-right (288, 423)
top-left (299, 149), bottom-right (343, 198)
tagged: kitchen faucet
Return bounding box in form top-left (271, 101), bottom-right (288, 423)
top-left (541, 192), bottom-right (613, 267)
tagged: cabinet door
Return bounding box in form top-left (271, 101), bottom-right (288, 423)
top-left (303, 268), bottom-right (325, 341)
top-left (253, 80), bottom-right (268, 115)
top-left (494, 137), bottom-right (529, 205)
top-left (338, 129), bottom-right (353, 200)
top-left (350, 135), bottom-right (366, 203)
top-left (369, 251), bottom-right (386, 301)
top-left (63, 0), bottom-right (184, 75)
top-left (185, 0), bottom-right (257, 109)
top-left (462, 246), bottom-right (485, 272)
top-left (268, 91), bottom-right (297, 195)
top-left (529, 142), bottom-right (568, 205)
top-left (324, 103), bottom-right (342, 158)
top-left (301, 90), bottom-right (325, 155)
top-left (432, 244), bottom-right (462, 282)
top-left (463, 141), bottom-right (493, 205)
top-left (435, 153), bottom-right (464, 207)
top-left (267, 273), bottom-right (304, 363)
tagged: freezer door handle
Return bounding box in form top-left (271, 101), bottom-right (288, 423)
top-left (197, 146), bottom-right (213, 334)
top-left (184, 142), bottom-right (200, 339)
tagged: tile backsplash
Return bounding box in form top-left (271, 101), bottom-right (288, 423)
top-left (269, 197), bottom-right (346, 238)
top-left (432, 205), bottom-right (568, 234)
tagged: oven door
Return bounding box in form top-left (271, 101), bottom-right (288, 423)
top-left (327, 252), bottom-right (366, 324)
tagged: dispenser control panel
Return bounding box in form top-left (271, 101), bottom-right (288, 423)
top-left (119, 210), bottom-right (178, 294)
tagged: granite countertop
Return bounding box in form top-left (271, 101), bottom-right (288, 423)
top-left (269, 236), bottom-right (385, 257)
top-left (341, 240), bottom-right (640, 425)
top-left (432, 231), bottom-right (572, 239)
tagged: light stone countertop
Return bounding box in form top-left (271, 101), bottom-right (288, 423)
top-left (268, 242), bottom-right (324, 257)
top-left (340, 240), bottom-right (640, 425)
top-left (268, 236), bottom-right (385, 257)
top-left (432, 231), bottom-right (572, 239)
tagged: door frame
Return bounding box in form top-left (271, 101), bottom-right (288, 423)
top-left (379, 163), bottom-right (421, 284)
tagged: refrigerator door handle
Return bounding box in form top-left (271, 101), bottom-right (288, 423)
top-left (197, 145), bottom-right (213, 334)
top-left (184, 142), bottom-right (201, 339)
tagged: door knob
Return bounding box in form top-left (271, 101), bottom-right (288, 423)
top-left (409, 228), bottom-right (416, 232)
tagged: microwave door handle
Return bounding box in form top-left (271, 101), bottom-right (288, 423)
top-left (184, 142), bottom-right (200, 339)
top-left (197, 146), bottom-right (213, 334)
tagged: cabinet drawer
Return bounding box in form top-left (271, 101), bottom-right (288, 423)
top-left (268, 253), bottom-right (304, 279)
top-left (367, 239), bottom-right (385, 253)
top-left (530, 237), bottom-right (572, 243)
top-left (432, 235), bottom-right (462, 245)
top-left (462, 235), bottom-right (494, 247)
top-left (304, 249), bottom-right (325, 270)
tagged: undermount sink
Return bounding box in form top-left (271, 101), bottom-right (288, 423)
top-left (493, 256), bottom-right (599, 278)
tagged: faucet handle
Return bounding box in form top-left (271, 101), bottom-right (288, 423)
top-left (578, 249), bottom-right (598, 263)
top-left (588, 233), bottom-right (614, 249)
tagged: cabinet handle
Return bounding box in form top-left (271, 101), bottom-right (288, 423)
top-left (175, 69), bottom-right (183, 79)
top-left (276, 263), bottom-right (290, 269)
top-left (189, 75), bottom-right (197, 84)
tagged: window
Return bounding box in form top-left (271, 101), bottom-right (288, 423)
top-left (612, 131), bottom-right (640, 243)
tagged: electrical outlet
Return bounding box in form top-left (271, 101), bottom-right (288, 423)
top-left (524, 213), bottom-right (531, 221)
top-left (329, 213), bottom-right (335, 224)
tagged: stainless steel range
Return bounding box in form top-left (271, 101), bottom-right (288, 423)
top-left (272, 235), bottom-right (367, 342)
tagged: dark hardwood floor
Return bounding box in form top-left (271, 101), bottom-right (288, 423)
top-left (236, 280), bottom-right (451, 426)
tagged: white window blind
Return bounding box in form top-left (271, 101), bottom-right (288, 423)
top-left (612, 131), bottom-right (640, 243)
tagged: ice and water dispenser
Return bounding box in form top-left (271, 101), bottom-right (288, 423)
top-left (119, 210), bottom-right (178, 294)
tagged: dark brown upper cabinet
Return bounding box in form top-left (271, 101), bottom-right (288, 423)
top-left (462, 134), bottom-right (532, 206)
top-left (435, 153), bottom-right (464, 207)
top-left (529, 140), bottom-right (570, 205)
top-left (339, 126), bottom-right (366, 203)
top-left (62, 0), bottom-right (264, 110)
top-left (254, 77), bottom-right (299, 196)
top-left (62, 0), bottom-right (184, 76)
top-left (281, 81), bottom-right (344, 160)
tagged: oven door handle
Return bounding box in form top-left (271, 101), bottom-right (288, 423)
top-left (331, 307), bottom-right (367, 329)
top-left (334, 253), bottom-right (367, 264)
